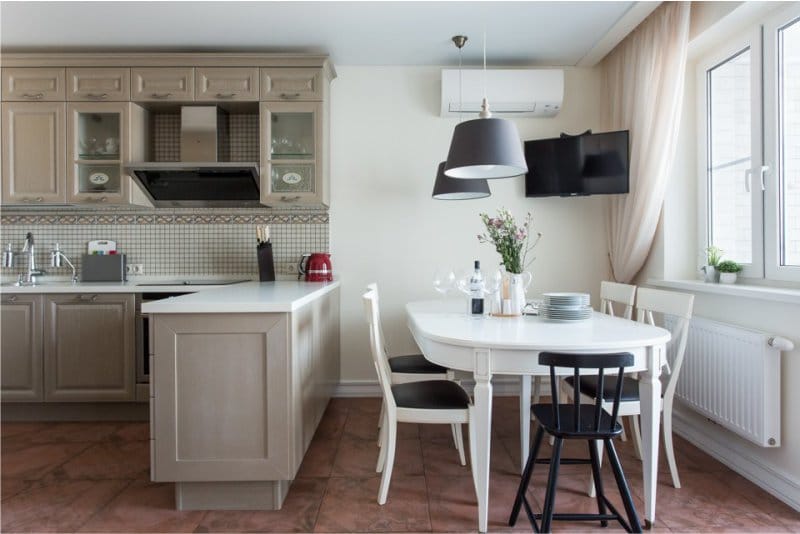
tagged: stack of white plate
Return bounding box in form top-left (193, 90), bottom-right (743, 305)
top-left (540, 292), bottom-right (592, 322)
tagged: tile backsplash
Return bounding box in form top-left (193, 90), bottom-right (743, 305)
top-left (0, 208), bottom-right (328, 278)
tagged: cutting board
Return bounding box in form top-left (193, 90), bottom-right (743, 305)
top-left (87, 240), bottom-right (116, 255)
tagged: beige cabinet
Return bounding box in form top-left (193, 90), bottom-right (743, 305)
top-left (1, 68), bottom-right (66, 101)
top-left (131, 68), bottom-right (194, 102)
top-left (67, 68), bottom-right (130, 101)
top-left (43, 293), bottom-right (135, 402)
top-left (1, 102), bottom-right (66, 204)
top-left (1, 294), bottom-right (44, 402)
top-left (260, 101), bottom-right (327, 206)
top-left (260, 68), bottom-right (322, 101)
top-left (196, 67), bottom-right (259, 102)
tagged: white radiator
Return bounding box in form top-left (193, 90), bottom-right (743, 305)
top-left (664, 315), bottom-right (793, 447)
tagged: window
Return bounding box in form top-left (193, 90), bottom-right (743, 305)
top-left (700, 4), bottom-right (800, 282)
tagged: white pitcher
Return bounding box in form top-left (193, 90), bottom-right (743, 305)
top-left (501, 271), bottom-right (532, 316)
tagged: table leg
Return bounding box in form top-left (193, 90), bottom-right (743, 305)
top-left (639, 344), bottom-right (663, 528)
top-left (519, 375), bottom-right (531, 473)
top-left (473, 348), bottom-right (493, 533)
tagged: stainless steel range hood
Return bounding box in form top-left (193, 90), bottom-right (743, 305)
top-left (127, 107), bottom-right (260, 207)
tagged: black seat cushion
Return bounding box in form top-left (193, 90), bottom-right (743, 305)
top-left (563, 375), bottom-right (641, 402)
top-left (388, 354), bottom-right (448, 374)
top-left (392, 380), bottom-right (471, 410)
top-left (532, 404), bottom-right (623, 438)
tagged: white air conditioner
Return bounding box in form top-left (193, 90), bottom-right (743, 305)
top-left (440, 69), bottom-right (564, 118)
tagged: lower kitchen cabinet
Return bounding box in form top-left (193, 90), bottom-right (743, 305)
top-left (1, 294), bottom-right (44, 401)
top-left (43, 293), bottom-right (135, 401)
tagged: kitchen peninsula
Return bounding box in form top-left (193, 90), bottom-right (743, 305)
top-left (143, 280), bottom-right (340, 510)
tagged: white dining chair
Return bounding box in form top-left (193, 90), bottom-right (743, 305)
top-left (363, 288), bottom-right (476, 504)
top-left (600, 280), bottom-right (637, 319)
top-left (566, 287), bottom-right (693, 496)
top-left (366, 283), bottom-right (465, 462)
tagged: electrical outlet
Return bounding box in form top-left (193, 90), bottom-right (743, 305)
top-left (127, 264), bottom-right (144, 275)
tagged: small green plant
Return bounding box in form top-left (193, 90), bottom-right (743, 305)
top-left (717, 260), bottom-right (742, 273)
top-left (705, 246), bottom-right (723, 267)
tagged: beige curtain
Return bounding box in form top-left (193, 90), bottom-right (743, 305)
top-left (603, 2), bottom-right (691, 283)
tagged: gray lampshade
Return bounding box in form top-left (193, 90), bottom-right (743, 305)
top-left (444, 117), bottom-right (528, 179)
top-left (432, 162), bottom-right (491, 200)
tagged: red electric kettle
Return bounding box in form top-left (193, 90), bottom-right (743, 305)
top-left (298, 253), bottom-right (333, 282)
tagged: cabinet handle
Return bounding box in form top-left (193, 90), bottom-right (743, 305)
top-left (83, 196), bottom-right (108, 203)
top-left (150, 93), bottom-right (173, 99)
top-left (22, 197), bottom-right (44, 203)
top-left (78, 294), bottom-right (99, 302)
top-left (280, 195), bottom-right (301, 202)
top-left (86, 93), bottom-right (109, 100)
top-left (3, 296), bottom-right (18, 303)
top-left (22, 93), bottom-right (44, 99)
top-left (280, 92), bottom-right (301, 99)
top-left (215, 92), bottom-right (237, 98)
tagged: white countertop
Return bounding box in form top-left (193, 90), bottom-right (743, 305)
top-left (142, 280), bottom-right (340, 314)
top-left (0, 276), bottom-right (257, 294)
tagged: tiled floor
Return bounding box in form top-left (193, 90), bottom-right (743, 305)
top-left (2, 397), bottom-right (798, 533)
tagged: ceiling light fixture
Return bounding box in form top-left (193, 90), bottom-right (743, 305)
top-left (443, 31), bottom-right (528, 180)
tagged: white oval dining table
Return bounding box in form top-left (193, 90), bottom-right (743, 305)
top-left (407, 300), bottom-right (671, 533)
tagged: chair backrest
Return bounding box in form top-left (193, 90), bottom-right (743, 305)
top-left (600, 281), bottom-right (636, 320)
top-left (363, 288), bottom-right (396, 409)
top-left (365, 282), bottom-right (392, 355)
top-left (540, 351), bottom-right (634, 433)
top-left (635, 287), bottom-right (694, 401)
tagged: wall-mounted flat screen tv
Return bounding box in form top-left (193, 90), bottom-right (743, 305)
top-left (524, 130), bottom-right (630, 197)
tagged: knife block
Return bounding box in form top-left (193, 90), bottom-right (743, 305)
top-left (257, 242), bottom-right (275, 282)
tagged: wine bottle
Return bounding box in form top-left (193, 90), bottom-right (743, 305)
top-left (469, 260), bottom-right (484, 315)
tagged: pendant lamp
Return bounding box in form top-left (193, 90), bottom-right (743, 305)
top-left (444, 33), bottom-right (528, 180)
top-left (432, 161), bottom-right (490, 199)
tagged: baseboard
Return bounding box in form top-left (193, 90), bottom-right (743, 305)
top-left (333, 377), bottom-right (552, 398)
top-left (672, 408), bottom-right (800, 512)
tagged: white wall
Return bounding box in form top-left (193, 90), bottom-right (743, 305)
top-left (329, 66), bottom-right (609, 382)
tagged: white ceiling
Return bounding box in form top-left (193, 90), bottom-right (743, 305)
top-left (0, 1), bottom-right (647, 67)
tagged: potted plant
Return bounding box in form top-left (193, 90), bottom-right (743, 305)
top-left (717, 260), bottom-right (742, 284)
top-left (701, 246), bottom-right (723, 283)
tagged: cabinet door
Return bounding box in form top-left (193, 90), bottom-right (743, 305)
top-left (44, 294), bottom-right (135, 402)
top-left (260, 68), bottom-right (322, 101)
top-left (66, 102), bottom-right (130, 204)
top-left (259, 101), bottom-right (325, 205)
top-left (1, 68), bottom-right (66, 101)
top-left (67, 68), bottom-right (131, 101)
top-left (152, 313), bottom-right (291, 481)
top-left (196, 67), bottom-right (259, 102)
top-left (131, 68), bottom-right (194, 102)
top-left (1, 294), bottom-right (43, 402)
top-left (1, 102), bottom-right (67, 204)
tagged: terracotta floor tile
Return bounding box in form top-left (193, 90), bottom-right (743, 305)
top-left (198, 478), bottom-right (328, 532)
top-left (347, 397), bottom-right (383, 414)
top-left (714, 470), bottom-right (800, 530)
top-left (77, 479), bottom-right (205, 533)
top-left (2, 441), bottom-right (91, 480)
top-left (111, 422), bottom-right (150, 442)
top-left (1, 422), bottom-right (47, 438)
top-left (1, 478), bottom-right (38, 501)
top-left (333, 436), bottom-right (423, 478)
top-left (1, 478), bottom-right (129, 532)
top-left (315, 476), bottom-right (430, 532)
top-left (56, 440), bottom-right (149, 480)
top-left (297, 436), bottom-right (340, 478)
top-left (27, 422), bottom-right (123, 444)
top-left (315, 407), bottom-right (348, 440)
top-left (419, 422), bottom-right (455, 441)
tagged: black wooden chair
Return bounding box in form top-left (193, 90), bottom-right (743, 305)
top-left (508, 351), bottom-right (642, 533)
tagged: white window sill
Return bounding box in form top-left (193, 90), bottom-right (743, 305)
top-left (647, 279), bottom-right (800, 305)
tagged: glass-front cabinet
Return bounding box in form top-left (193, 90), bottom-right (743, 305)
top-left (260, 101), bottom-right (325, 205)
top-left (66, 102), bottom-right (130, 204)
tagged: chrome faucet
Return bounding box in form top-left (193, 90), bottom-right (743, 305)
top-left (18, 232), bottom-right (45, 286)
top-left (51, 243), bottom-right (78, 284)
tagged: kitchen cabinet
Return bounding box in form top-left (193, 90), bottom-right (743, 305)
top-left (260, 68), bottom-right (322, 101)
top-left (43, 293), bottom-right (135, 402)
top-left (131, 67), bottom-right (194, 102)
top-left (1, 101), bottom-right (67, 204)
top-left (67, 68), bottom-right (130, 101)
top-left (260, 101), bottom-right (327, 206)
top-left (196, 67), bottom-right (259, 102)
top-left (1, 294), bottom-right (44, 402)
top-left (1, 67), bottom-right (66, 101)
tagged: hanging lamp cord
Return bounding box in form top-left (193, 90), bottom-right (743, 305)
top-left (480, 30), bottom-right (491, 119)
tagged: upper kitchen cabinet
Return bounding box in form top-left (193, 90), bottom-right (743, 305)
top-left (260, 101), bottom-right (328, 206)
top-left (67, 68), bottom-right (131, 101)
top-left (131, 67), bottom-right (194, 102)
top-left (196, 67), bottom-right (259, 102)
top-left (1, 68), bottom-right (65, 101)
top-left (261, 68), bottom-right (323, 101)
top-left (1, 101), bottom-right (67, 204)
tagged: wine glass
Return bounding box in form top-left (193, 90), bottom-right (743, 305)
top-left (433, 268), bottom-right (455, 297)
